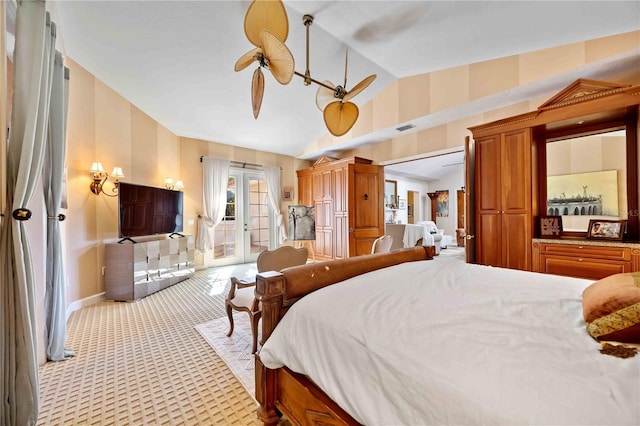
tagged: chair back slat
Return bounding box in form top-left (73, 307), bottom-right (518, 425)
top-left (257, 246), bottom-right (309, 272)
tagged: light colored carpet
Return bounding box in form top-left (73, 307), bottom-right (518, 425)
top-left (38, 263), bottom-right (260, 426)
top-left (195, 312), bottom-right (258, 400)
top-left (438, 245), bottom-right (465, 260)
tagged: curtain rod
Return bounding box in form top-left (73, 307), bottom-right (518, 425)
top-left (199, 156), bottom-right (281, 170)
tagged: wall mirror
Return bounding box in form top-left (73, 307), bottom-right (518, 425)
top-left (540, 110), bottom-right (638, 239)
top-left (384, 179), bottom-right (397, 209)
top-left (546, 129), bottom-right (627, 231)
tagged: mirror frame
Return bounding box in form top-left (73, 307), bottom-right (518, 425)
top-left (384, 179), bottom-right (398, 209)
top-left (537, 109), bottom-right (638, 240)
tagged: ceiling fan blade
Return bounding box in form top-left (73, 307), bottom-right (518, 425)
top-left (343, 74), bottom-right (377, 102)
top-left (244, 0), bottom-right (289, 47)
top-left (252, 67), bottom-right (265, 119)
top-left (323, 101), bottom-right (359, 137)
top-left (234, 47), bottom-right (261, 72)
top-left (316, 81), bottom-right (336, 111)
top-left (260, 29), bottom-right (294, 85)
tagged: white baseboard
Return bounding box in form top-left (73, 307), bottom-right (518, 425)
top-left (66, 292), bottom-right (105, 321)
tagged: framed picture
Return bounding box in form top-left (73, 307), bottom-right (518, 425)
top-left (586, 219), bottom-right (626, 241)
top-left (539, 215), bottom-right (562, 238)
top-left (282, 186), bottom-right (293, 201)
top-left (436, 190), bottom-right (449, 217)
top-left (288, 205), bottom-right (316, 241)
top-left (398, 199), bottom-right (407, 209)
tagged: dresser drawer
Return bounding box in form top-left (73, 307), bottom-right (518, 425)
top-left (540, 255), bottom-right (631, 280)
top-left (539, 243), bottom-right (630, 261)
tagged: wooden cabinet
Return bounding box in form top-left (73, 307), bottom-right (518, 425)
top-left (475, 128), bottom-right (532, 270)
top-left (297, 156), bottom-right (384, 261)
top-left (105, 236), bottom-right (195, 301)
top-left (532, 239), bottom-right (640, 280)
top-left (468, 79), bottom-right (640, 273)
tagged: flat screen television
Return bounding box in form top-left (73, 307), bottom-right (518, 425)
top-left (118, 182), bottom-right (184, 238)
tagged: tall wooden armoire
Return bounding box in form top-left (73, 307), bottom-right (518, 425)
top-left (467, 78), bottom-right (640, 276)
top-left (297, 156), bottom-right (384, 261)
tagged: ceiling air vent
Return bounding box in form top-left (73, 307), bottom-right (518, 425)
top-left (396, 124), bottom-right (415, 132)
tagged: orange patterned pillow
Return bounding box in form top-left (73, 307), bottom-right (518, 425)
top-left (582, 272), bottom-right (640, 343)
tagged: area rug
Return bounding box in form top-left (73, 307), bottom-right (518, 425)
top-left (195, 312), bottom-right (259, 400)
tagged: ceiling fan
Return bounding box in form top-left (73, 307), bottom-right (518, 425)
top-left (294, 15), bottom-right (377, 137)
top-left (233, 1), bottom-right (376, 136)
top-left (234, 0), bottom-right (295, 119)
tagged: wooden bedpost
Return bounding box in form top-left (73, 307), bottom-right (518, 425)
top-left (255, 270), bottom-right (286, 425)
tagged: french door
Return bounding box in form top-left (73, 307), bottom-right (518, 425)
top-left (212, 169), bottom-right (273, 266)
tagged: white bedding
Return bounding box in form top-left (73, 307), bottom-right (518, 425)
top-left (260, 257), bottom-right (640, 425)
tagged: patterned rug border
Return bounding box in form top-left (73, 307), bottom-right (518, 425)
top-left (196, 313), bottom-right (258, 402)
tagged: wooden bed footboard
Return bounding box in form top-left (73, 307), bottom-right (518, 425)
top-left (254, 246), bottom-right (433, 425)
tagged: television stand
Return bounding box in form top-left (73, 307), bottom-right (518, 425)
top-left (104, 235), bottom-right (195, 301)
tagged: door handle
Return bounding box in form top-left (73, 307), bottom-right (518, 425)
top-left (348, 227), bottom-right (354, 233)
top-left (466, 235), bottom-right (475, 239)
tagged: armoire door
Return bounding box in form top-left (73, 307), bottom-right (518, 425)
top-left (476, 134), bottom-right (502, 266)
top-left (313, 170), bottom-right (333, 259)
top-left (501, 129), bottom-right (531, 270)
top-left (348, 163), bottom-right (384, 256)
top-left (475, 129), bottom-right (531, 269)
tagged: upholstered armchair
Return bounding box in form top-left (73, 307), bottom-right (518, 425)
top-left (416, 221), bottom-right (444, 254)
top-left (226, 245), bottom-right (309, 354)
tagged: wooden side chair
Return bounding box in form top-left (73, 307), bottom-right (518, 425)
top-left (371, 235), bottom-right (393, 254)
top-left (226, 245), bottom-right (309, 353)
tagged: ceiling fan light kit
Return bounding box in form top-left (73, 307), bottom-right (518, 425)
top-left (235, 0), bottom-right (376, 136)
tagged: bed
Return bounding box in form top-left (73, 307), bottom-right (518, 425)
top-left (254, 247), bottom-right (640, 425)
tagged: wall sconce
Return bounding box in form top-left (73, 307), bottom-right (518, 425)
top-left (90, 162), bottom-right (124, 196)
top-left (165, 178), bottom-right (184, 191)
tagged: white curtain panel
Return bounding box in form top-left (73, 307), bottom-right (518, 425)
top-left (43, 51), bottom-right (73, 361)
top-left (196, 157), bottom-right (229, 252)
top-left (264, 165), bottom-right (286, 244)
top-left (1, 2), bottom-right (53, 424)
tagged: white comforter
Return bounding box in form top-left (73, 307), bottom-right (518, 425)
top-left (260, 257), bottom-right (640, 425)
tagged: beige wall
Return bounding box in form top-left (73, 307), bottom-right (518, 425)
top-left (307, 31), bottom-right (640, 164)
top-left (63, 60), bottom-right (306, 306)
top-left (178, 136), bottom-right (308, 267)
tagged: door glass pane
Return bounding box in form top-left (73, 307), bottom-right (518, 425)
top-left (248, 178), bottom-right (269, 254)
top-left (214, 176), bottom-right (237, 259)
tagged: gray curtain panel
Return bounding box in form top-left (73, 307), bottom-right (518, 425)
top-left (44, 51), bottom-right (73, 361)
top-left (1, 2), bottom-right (54, 424)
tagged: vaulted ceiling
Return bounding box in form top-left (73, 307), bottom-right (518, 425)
top-left (50, 1), bottom-right (640, 164)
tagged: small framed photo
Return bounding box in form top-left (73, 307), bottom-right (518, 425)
top-left (539, 215), bottom-right (562, 238)
top-left (586, 219), bottom-right (626, 241)
top-left (398, 199), bottom-right (407, 209)
top-left (283, 187), bottom-right (293, 201)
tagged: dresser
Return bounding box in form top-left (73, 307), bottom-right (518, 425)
top-left (532, 238), bottom-right (640, 280)
top-left (105, 236), bottom-right (195, 301)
